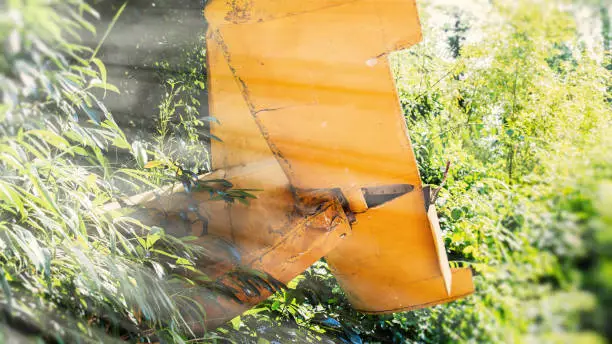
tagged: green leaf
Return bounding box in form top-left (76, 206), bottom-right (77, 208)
top-left (26, 130), bottom-right (70, 151)
top-left (91, 58), bottom-right (106, 85)
top-left (451, 208), bottom-right (463, 221)
top-left (90, 2), bottom-right (127, 61)
top-left (89, 79), bottom-right (120, 94)
top-left (230, 316), bottom-right (242, 330)
top-left (0, 180), bottom-right (25, 218)
top-left (85, 173), bottom-right (97, 189)
top-left (144, 160), bottom-right (164, 169)
top-left (145, 233), bottom-right (161, 249)
top-left (131, 141), bottom-right (147, 168)
top-left (287, 275), bottom-right (305, 289)
top-left (176, 257), bottom-right (191, 266)
top-left (71, 146), bottom-right (89, 156)
top-left (27, 168), bottom-right (61, 216)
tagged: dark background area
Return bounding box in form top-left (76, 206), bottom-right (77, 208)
top-left (87, 0), bottom-right (209, 141)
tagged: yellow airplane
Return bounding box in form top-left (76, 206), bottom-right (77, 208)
top-left (106, 0), bottom-right (474, 329)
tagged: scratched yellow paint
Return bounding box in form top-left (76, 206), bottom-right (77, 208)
top-left (205, 0), bottom-right (474, 315)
